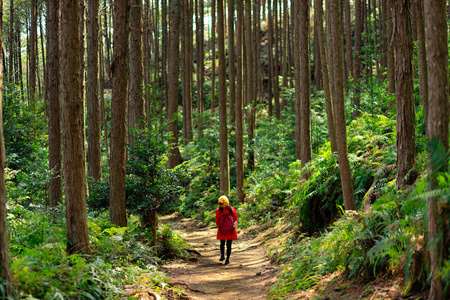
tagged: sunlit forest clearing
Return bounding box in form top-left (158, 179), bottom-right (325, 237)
top-left (0, 0), bottom-right (449, 299)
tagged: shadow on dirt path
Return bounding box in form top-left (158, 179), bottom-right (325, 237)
top-left (161, 215), bottom-right (279, 300)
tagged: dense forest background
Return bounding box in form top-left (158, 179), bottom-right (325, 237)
top-left (0, 0), bottom-right (449, 299)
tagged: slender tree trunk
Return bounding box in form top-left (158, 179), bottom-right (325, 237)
top-left (87, 0), bottom-right (102, 180)
top-left (393, 0), bottom-right (416, 190)
top-left (129, 0), bottom-right (145, 135)
top-left (211, 0), bottom-right (216, 115)
top-left (110, 0), bottom-right (129, 227)
top-left (48, 0), bottom-right (62, 207)
top-left (273, 0), bottom-right (280, 118)
top-left (344, 0), bottom-right (353, 80)
top-left (0, 2), bottom-right (12, 292)
top-left (168, 0), bottom-right (182, 169)
top-left (267, 0), bottom-right (274, 117)
top-left (314, 12), bottom-right (322, 91)
top-left (217, 0), bottom-right (230, 195)
top-left (196, 0), bottom-right (204, 139)
top-left (353, 0), bottom-right (362, 118)
top-left (245, 0), bottom-right (255, 170)
top-left (415, 0), bottom-right (428, 135)
top-left (425, 1), bottom-right (449, 298)
top-left (330, 0), bottom-right (356, 211)
top-left (387, 1), bottom-right (395, 101)
top-left (61, 0), bottom-right (91, 254)
top-left (294, 0), bottom-right (301, 159)
top-left (30, 0), bottom-right (37, 105)
top-left (300, 0), bottom-right (311, 179)
top-left (8, 0), bottom-right (13, 83)
top-left (316, 0), bottom-right (337, 153)
top-left (228, 0), bottom-right (236, 124)
top-left (236, 0), bottom-right (244, 201)
top-left (281, 0), bottom-right (289, 91)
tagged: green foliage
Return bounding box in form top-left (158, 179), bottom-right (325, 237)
top-left (87, 118), bottom-right (191, 218)
top-left (7, 206), bottom-right (185, 299)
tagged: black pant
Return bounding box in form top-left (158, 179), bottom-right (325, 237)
top-left (220, 239), bottom-right (233, 260)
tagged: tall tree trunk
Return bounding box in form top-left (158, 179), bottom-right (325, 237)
top-left (424, 1), bottom-right (449, 299)
top-left (217, 0), bottom-right (230, 195)
top-left (273, 0), bottom-right (280, 118)
top-left (8, 0), bottom-right (13, 83)
top-left (316, 0), bottom-right (337, 154)
top-left (236, 0), bottom-right (244, 201)
top-left (294, 0), bottom-right (301, 159)
top-left (313, 11), bottom-right (322, 91)
top-left (61, 0), bottom-right (91, 254)
top-left (211, 0), bottom-right (216, 115)
top-left (393, 0), bottom-right (416, 190)
top-left (196, 0), bottom-right (204, 139)
top-left (330, 0), bottom-right (356, 211)
top-left (48, 0), bottom-right (62, 208)
top-left (267, 0), bottom-right (274, 117)
top-left (168, 0), bottom-right (182, 169)
top-left (353, 0), bottom-right (362, 118)
top-left (87, 0), bottom-right (102, 180)
top-left (387, 1), bottom-right (395, 101)
top-left (415, 0), bottom-right (428, 135)
top-left (344, 0), bottom-right (353, 81)
top-left (30, 0), bottom-right (37, 106)
top-left (109, 0), bottom-right (129, 227)
top-left (228, 0), bottom-right (236, 124)
top-left (129, 0), bottom-right (145, 135)
top-left (245, 0), bottom-right (255, 170)
top-left (300, 0), bottom-right (311, 179)
top-left (0, 1), bottom-right (12, 292)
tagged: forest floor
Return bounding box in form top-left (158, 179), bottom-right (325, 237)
top-left (160, 214), bottom-right (279, 300)
top-left (154, 215), bottom-right (428, 300)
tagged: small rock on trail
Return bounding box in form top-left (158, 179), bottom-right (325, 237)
top-left (161, 216), bottom-right (279, 300)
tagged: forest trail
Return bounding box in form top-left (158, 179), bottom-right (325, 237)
top-left (161, 215), bottom-right (278, 300)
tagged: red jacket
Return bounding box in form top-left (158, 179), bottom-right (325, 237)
top-left (215, 206), bottom-right (238, 240)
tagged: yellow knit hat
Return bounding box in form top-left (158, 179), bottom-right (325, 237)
top-left (218, 195), bottom-right (229, 207)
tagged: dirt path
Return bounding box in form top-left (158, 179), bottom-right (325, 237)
top-left (161, 216), bottom-right (278, 300)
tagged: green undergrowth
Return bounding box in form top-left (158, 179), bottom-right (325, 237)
top-left (233, 112), bottom-right (444, 298)
top-left (6, 205), bottom-right (188, 299)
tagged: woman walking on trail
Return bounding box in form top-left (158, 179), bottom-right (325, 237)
top-left (215, 196), bottom-right (238, 265)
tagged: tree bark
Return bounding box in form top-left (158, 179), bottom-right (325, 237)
top-left (294, 0), bottom-right (301, 160)
top-left (196, 0), bottom-right (204, 139)
top-left (273, 0), bottom-right (280, 118)
top-left (393, 0), bottom-right (416, 190)
top-left (300, 0), bottom-right (311, 179)
top-left (211, 0), bottom-right (216, 115)
top-left (30, 0), bottom-right (37, 105)
top-left (267, 0), bottom-right (274, 117)
top-left (109, 0), bottom-right (129, 227)
top-left (217, 0), bottom-right (230, 195)
top-left (8, 0), bottom-right (13, 83)
top-left (353, 0), bottom-right (362, 118)
top-left (424, 1), bottom-right (449, 299)
top-left (316, 0), bottom-right (337, 154)
top-left (47, 0), bottom-right (62, 208)
top-left (61, 0), bottom-right (91, 254)
top-left (228, 0), bottom-right (236, 124)
top-left (236, 0), bottom-right (244, 201)
top-left (0, 4), bottom-right (13, 291)
top-left (129, 0), bottom-right (145, 136)
top-left (344, 0), bottom-right (353, 81)
top-left (330, 0), bottom-right (356, 211)
top-left (87, 0), bottom-right (102, 180)
top-left (387, 1), bottom-right (395, 101)
top-left (167, 0), bottom-right (182, 169)
top-left (415, 0), bottom-right (428, 135)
